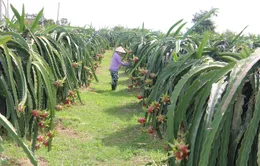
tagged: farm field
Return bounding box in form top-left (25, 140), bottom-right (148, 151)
top-left (2, 4), bottom-right (260, 166)
top-left (1, 50), bottom-right (167, 166)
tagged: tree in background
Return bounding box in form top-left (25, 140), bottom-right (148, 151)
top-left (191, 9), bottom-right (217, 34)
top-left (25, 13), bottom-right (56, 26)
top-left (60, 18), bottom-right (68, 26)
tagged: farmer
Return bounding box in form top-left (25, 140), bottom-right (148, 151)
top-left (109, 46), bottom-right (129, 90)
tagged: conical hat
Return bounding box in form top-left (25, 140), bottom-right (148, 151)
top-left (115, 46), bottom-right (126, 53)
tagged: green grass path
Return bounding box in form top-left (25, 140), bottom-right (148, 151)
top-left (2, 51), bottom-right (167, 166)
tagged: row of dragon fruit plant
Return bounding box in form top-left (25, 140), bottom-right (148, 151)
top-left (100, 9), bottom-right (260, 166)
top-left (0, 5), bottom-right (108, 165)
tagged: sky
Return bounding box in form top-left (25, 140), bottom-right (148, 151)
top-left (2, 0), bottom-right (260, 34)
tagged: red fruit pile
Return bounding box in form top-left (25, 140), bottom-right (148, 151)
top-left (161, 94), bottom-right (170, 105)
top-left (35, 130), bottom-right (55, 150)
top-left (37, 135), bottom-right (44, 142)
top-left (147, 126), bottom-right (154, 134)
top-left (56, 104), bottom-right (63, 111)
top-left (38, 121), bottom-right (44, 128)
top-left (32, 110), bottom-right (49, 119)
top-left (145, 79), bottom-right (152, 86)
top-left (47, 131), bottom-right (54, 138)
top-left (97, 53), bottom-right (104, 59)
top-left (43, 140), bottom-right (49, 147)
top-left (40, 111), bottom-right (49, 119)
top-left (138, 117), bottom-right (146, 124)
top-left (137, 94), bottom-right (143, 100)
top-left (134, 81), bottom-right (139, 87)
top-left (55, 80), bottom-right (61, 87)
top-left (170, 140), bottom-right (190, 162)
top-left (32, 110), bottom-right (41, 117)
top-left (149, 73), bottom-right (156, 78)
top-left (128, 84), bottom-right (133, 89)
top-left (148, 106), bottom-right (154, 113)
top-left (133, 56), bottom-right (139, 63)
top-left (174, 144), bottom-right (189, 161)
top-left (146, 101), bottom-right (161, 114)
top-left (139, 68), bottom-right (148, 76)
top-left (65, 97), bottom-right (71, 106)
top-left (68, 90), bottom-right (76, 98)
top-left (157, 114), bottom-right (165, 123)
top-left (72, 62), bottom-right (79, 68)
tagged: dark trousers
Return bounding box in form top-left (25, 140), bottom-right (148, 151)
top-left (110, 71), bottom-right (118, 90)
